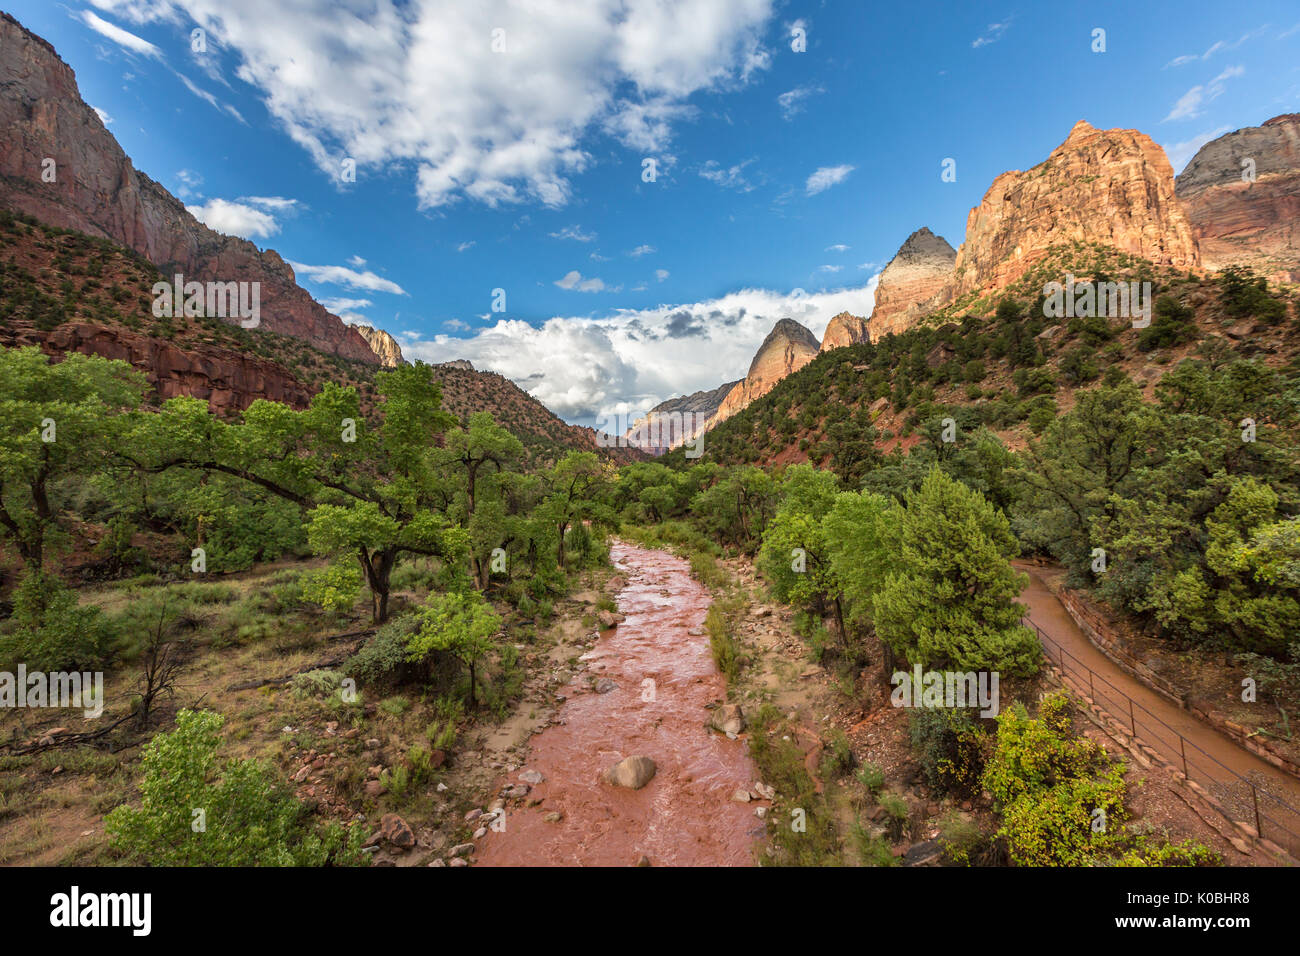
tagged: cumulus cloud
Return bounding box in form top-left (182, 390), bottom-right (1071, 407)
top-left (629, 244), bottom-right (656, 257)
top-left (805, 164), bottom-right (854, 195)
top-left (186, 198), bottom-right (282, 238)
top-left (99, 0), bottom-right (777, 210)
top-left (91, 106), bottom-right (114, 125)
top-left (289, 262), bottom-right (408, 295)
top-left (400, 277), bottom-right (880, 425)
top-left (655, 269), bottom-right (669, 282)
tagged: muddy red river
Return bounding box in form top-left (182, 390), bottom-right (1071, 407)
top-left (475, 541), bottom-right (764, 866)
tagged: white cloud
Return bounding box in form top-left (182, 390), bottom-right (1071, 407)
top-left (456, 241), bottom-right (476, 252)
top-left (777, 84), bottom-right (823, 120)
top-left (1163, 65), bottom-right (1242, 122)
top-left (289, 262), bottom-right (408, 295)
top-left (1163, 125), bottom-right (1233, 173)
top-left (1163, 86), bottom-right (1205, 122)
top-left (629, 244), bottom-right (656, 257)
top-left (347, 254), bottom-right (367, 267)
top-left (805, 164), bottom-right (854, 195)
top-left (186, 198), bottom-right (282, 239)
top-left (400, 277), bottom-right (880, 425)
top-left (318, 297), bottom-right (373, 313)
top-left (818, 264), bottom-right (842, 273)
top-left (103, 0), bottom-right (777, 210)
top-left (79, 10), bottom-right (161, 57)
top-left (184, 196), bottom-right (298, 239)
top-left (700, 158), bottom-right (757, 192)
top-left (655, 269), bottom-right (669, 282)
top-left (91, 106), bottom-right (114, 125)
top-left (972, 19), bottom-right (1012, 49)
top-left (550, 225), bottom-right (597, 242)
top-left (825, 243), bottom-right (848, 252)
top-left (555, 270), bottom-right (606, 292)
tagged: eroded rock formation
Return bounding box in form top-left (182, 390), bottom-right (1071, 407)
top-left (712, 319), bottom-right (820, 424)
top-left (1176, 114), bottom-right (1300, 282)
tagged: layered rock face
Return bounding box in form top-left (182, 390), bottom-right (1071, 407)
top-left (820, 311), bottom-right (871, 351)
top-left (0, 322), bottom-right (314, 413)
top-left (713, 319), bottom-right (820, 425)
top-left (946, 120), bottom-right (1200, 301)
top-left (0, 13), bottom-right (378, 364)
top-left (867, 228), bottom-right (956, 341)
top-left (354, 324), bottom-right (406, 366)
top-left (1176, 114), bottom-right (1300, 282)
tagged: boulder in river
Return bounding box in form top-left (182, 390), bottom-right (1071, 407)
top-left (711, 703), bottom-right (745, 735)
top-left (603, 755), bottom-right (657, 789)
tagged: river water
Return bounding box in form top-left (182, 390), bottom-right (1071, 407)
top-left (474, 540), bottom-right (764, 866)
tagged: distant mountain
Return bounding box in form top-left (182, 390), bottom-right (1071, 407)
top-left (868, 228), bottom-right (956, 341)
top-left (712, 318), bottom-right (821, 426)
top-left (0, 210), bottom-right (636, 467)
top-left (0, 12), bottom-right (378, 364)
top-left (354, 325), bottom-right (406, 367)
top-left (820, 311), bottom-right (871, 351)
top-left (624, 379), bottom-right (741, 451)
top-left (1177, 113), bottom-right (1300, 283)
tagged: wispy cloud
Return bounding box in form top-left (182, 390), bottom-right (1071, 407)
top-left (1163, 65), bottom-right (1243, 121)
top-left (290, 262), bottom-right (408, 295)
top-left (79, 11), bottom-right (160, 58)
top-left (549, 225), bottom-right (597, 242)
top-left (629, 245), bottom-right (656, 257)
top-left (806, 164), bottom-right (854, 195)
top-left (777, 84), bottom-right (824, 120)
top-left (700, 158), bottom-right (757, 192)
top-left (972, 18), bottom-right (1012, 49)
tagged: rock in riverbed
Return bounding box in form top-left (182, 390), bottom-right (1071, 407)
top-left (603, 755), bottom-right (657, 790)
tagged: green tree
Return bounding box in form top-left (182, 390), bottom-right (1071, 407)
top-left (0, 347), bottom-right (145, 571)
top-left (406, 590), bottom-right (503, 708)
top-left (873, 468), bottom-right (1039, 675)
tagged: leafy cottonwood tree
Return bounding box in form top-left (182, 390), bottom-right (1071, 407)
top-left (127, 363), bottom-right (468, 622)
top-left (0, 346), bottom-right (145, 571)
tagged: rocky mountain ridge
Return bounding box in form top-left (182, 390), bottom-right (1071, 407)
top-left (0, 12), bottom-right (378, 364)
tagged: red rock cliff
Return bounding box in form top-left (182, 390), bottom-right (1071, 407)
top-left (0, 12), bottom-right (378, 364)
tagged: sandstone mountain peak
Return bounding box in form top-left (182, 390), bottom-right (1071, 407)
top-left (712, 318), bottom-right (820, 426)
top-left (353, 325), bottom-right (406, 367)
top-left (868, 228), bottom-right (957, 341)
top-left (944, 120), bottom-right (1199, 302)
top-left (1176, 114), bottom-right (1300, 281)
top-left (820, 312), bottom-right (870, 352)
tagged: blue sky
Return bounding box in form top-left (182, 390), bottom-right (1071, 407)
top-left (10, 1), bottom-right (1300, 425)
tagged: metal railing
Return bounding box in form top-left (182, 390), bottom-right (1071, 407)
top-left (1024, 616), bottom-right (1300, 857)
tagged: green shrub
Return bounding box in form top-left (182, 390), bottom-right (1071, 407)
top-left (1, 570), bottom-right (107, 671)
top-left (105, 710), bottom-right (366, 866)
top-left (908, 708), bottom-right (988, 796)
